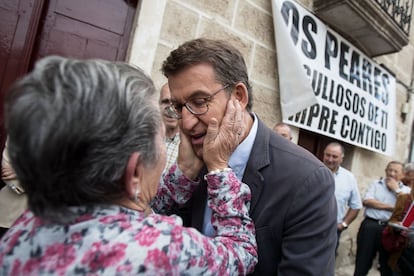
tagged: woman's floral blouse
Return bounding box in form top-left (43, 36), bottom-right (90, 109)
top-left (0, 164), bottom-right (257, 275)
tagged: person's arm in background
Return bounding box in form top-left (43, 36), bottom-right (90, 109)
top-left (340, 179), bottom-right (362, 230)
top-left (340, 208), bottom-right (360, 230)
top-left (363, 198), bottom-right (394, 211)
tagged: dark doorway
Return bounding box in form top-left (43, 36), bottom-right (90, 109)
top-left (298, 128), bottom-right (354, 170)
top-left (298, 129), bottom-right (332, 161)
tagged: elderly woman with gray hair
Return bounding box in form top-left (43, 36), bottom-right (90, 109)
top-left (0, 56), bottom-right (257, 275)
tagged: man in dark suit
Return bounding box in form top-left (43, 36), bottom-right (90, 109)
top-left (161, 38), bottom-right (337, 275)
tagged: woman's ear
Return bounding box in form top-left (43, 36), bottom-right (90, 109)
top-left (231, 82), bottom-right (249, 109)
top-left (124, 152), bottom-right (141, 197)
top-left (123, 152), bottom-right (149, 213)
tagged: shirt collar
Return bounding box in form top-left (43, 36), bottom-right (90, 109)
top-left (165, 132), bottom-right (179, 142)
top-left (334, 166), bottom-right (342, 176)
top-left (229, 113), bottom-right (258, 179)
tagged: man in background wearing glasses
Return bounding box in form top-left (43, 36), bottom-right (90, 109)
top-left (160, 38), bottom-right (337, 275)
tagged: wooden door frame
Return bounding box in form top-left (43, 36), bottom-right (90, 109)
top-left (19, 0), bottom-right (45, 76)
top-left (0, 0), bottom-right (45, 145)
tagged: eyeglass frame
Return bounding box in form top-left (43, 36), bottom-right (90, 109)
top-left (166, 84), bottom-right (230, 119)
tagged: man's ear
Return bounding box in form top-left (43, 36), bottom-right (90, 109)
top-left (124, 152), bottom-right (141, 197)
top-left (231, 82), bottom-right (249, 109)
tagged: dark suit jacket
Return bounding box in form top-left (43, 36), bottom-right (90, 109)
top-left (174, 118), bottom-right (337, 275)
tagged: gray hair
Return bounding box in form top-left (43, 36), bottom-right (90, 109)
top-left (5, 56), bottom-right (162, 223)
top-left (404, 162), bottom-right (414, 173)
top-left (325, 142), bottom-right (345, 156)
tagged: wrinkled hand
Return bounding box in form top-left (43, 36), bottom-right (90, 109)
top-left (177, 129), bottom-right (203, 180)
top-left (203, 99), bottom-right (244, 171)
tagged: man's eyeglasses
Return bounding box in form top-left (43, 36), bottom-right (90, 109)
top-left (166, 84), bottom-right (230, 119)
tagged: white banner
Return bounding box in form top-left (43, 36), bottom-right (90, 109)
top-left (272, 0), bottom-right (396, 156)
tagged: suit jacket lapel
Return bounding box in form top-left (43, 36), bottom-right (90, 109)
top-left (242, 118), bottom-right (270, 214)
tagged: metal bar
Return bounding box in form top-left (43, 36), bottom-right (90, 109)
top-left (375, 0), bottom-right (414, 34)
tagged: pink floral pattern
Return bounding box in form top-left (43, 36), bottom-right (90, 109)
top-left (0, 165), bottom-right (257, 275)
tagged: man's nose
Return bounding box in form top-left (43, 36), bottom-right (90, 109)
top-left (181, 107), bottom-right (198, 130)
top-left (388, 172), bottom-right (396, 178)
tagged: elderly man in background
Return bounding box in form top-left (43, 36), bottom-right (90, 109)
top-left (403, 162), bottom-right (414, 189)
top-left (323, 142), bottom-right (362, 254)
top-left (354, 161), bottom-right (411, 276)
top-left (159, 83), bottom-right (180, 170)
top-left (272, 122), bottom-right (292, 141)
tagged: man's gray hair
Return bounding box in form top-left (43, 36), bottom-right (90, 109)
top-left (5, 56), bottom-right (161, 223)
top-left (404, 162), bottom-right (414, 173)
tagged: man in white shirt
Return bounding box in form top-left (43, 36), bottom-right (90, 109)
top-left (323, 142), bottom-right (362, 254)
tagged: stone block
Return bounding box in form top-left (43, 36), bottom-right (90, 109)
top-left (160, 2), bottom-right (198, 44)
top-left (251, 44), bottom-right (278, 88)
top-left (151, 43), bottom-right (173, 89)
top-left (235, 1), bottom-right (274, 47)
top-left (179, 0), bottom-right (235, 24)
top-left (251, 83), bottom-right (281, 126)
top-left (198, 19), bottom-right (254, 69)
